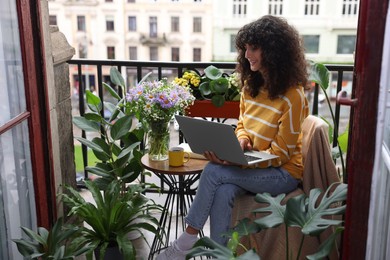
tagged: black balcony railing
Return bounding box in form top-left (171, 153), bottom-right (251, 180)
top-left (68, 59), bottom-right (354, 184)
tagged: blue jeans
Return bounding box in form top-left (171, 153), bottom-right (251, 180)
top-left (184, 162), bottom-right (299, 245)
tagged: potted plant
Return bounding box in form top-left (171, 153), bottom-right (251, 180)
top-left (12, 217), bottom-right (92, 260)
top-left (174, 65), bottom-right (241, 118)
top-left (60, 179), bottom-right (162, 260)
top-left (72, 66), bottom-right (164, 192)
top-left (186, 183), bottom-right (347, 260)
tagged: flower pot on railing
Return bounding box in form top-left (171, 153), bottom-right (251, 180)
top-left (186, 100), bottom-right (240, 119)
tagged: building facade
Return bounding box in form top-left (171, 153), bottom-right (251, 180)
top-left (212, 0), bottom-right (359, 63)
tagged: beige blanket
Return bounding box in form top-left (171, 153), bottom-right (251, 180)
top-left (231, 115), bottom-right (341, 259)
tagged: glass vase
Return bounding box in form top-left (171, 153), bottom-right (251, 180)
top-left (146, 119), bottom-right (170, 161)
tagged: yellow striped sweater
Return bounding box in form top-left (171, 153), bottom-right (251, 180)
top-left (235, 85), bottom-right (309, 179)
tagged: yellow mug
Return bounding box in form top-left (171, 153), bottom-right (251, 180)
top-left (169, 147), bottom-right (190, 167)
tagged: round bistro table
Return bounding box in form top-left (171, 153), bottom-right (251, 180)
top-left (141, 154), bottom-right (208, 259)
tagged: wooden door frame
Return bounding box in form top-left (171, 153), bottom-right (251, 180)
top-left (342, 0), bottom-right (389, 259)
top-left (15, 0), bottom-right (55, 228)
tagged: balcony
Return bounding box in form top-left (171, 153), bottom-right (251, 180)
top-left (67, 59), bottom-right (353, 182)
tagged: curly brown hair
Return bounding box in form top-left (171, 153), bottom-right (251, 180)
top-left (235, 15), bottom-right (308, 99)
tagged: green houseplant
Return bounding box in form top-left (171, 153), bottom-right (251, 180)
top-left (60, 179), bottom-right (162, 260)
top-left (72, 67), bottom-right (146, 191)
top-left (174, 65), bottom-right (241, 107)
top-left (12, 217), bottom-right (91, 260)
top-left (187, 183), bottom-right (347, 260)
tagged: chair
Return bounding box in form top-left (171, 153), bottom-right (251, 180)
top-left (231, 115), bottom-right (341, 259)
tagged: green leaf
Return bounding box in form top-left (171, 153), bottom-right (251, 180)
top-left (199, 81), bottom-right (212, 96)
top-left (231, 218), bottom-right (261, 237)
top-left (306, 226), bottom-right (344, 260)
top-left (139, 71), bottom-right (153, 85)
top-left (73, 117), bottom-right (100, 132)
top-left (116, 233), bottom-right (135, 259)
top-left (85, 166), bottom-right (113, 179)
top-left (86, 90), bottom-right (103, 113)
top-left (84, 112), bottom-right (103, 122)
top-left (188, 237), bottom-right (260, 260)
top-left (285, 183), bottom-right (347, 236)
top-left (91, 137), bottom-right (111, 161)
top-left (204, 65), bottom-right (223, 80)
top-left (75, 137), bottom-right (108, 156)
top-left (103, 82), bottom-right (121, 100)
top-left (110, 67), bottom-right (125, 87)
top-left (117, 142), bottom-right (140, 160)
top-left (211, 95), bottom-right (225, 107)
top-left (252, 193), bottom-right (286, 228)
top-left (210, 78), bottom-right (229, 94)
top-left (12, 239), bottom-right (38, 256)
top-left (338, 128), bottom-right (349, 153)
top-left (308, 61), bottom-right (330, 90)
top-left (110, 115), bottom-right (133, 140)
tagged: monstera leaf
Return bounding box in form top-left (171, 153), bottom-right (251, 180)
top-left (252, 193), bottom-right (287, 228)
top-left (285, 182), bottom-right (347, 236)
top-left (187, 236), bottom-right (260, 260)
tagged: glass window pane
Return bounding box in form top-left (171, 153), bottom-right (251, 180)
top-left (337, 35), bottom-right (356, 54)
top-left (128, 16), bottom-right (136, 31)
top-left (0, 122), bottom-right (36, 260)
top-left (0, 2), bottom-right (36, 259)
top-left (303, 35), bottom-right (320, 53)
top-left (0, 6), bottom-right (27, 126)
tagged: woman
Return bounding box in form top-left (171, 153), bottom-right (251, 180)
top-left (157, 15), bottom-right (309, 259)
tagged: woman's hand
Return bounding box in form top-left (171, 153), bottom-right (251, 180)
top-left (203, 151), bottom-right (236, 166)
top-left (239, 138), bottom-right (253, 151)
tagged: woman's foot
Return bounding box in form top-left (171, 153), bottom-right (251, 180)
top-left (155, 240), bottom-right (189, 260)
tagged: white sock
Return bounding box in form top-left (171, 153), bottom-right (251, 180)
top-left (175, 231), bottom-right (198, 251)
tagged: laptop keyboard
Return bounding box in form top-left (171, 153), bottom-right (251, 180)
top-left (244, 154), bottom-right (262, 162)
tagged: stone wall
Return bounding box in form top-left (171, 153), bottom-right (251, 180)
top-left (40, 0), bottom-right (76, 217)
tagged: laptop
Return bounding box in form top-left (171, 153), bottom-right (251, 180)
top-left (175, 115), bottom-right (279, 165)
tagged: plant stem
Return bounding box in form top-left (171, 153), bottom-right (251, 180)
top-left (322, 88), bottom-right (346, 177)
top-left (296, 235), bottom-right (305, 260)
top-left (285, 224), bottom-right (289, 260)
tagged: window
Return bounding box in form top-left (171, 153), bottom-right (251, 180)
top-left (106, 16), bottom-right (114, 31)
top-left (230, 34), bottom-right (237, 53)
top-left (150, 46), bottom-right (158, 60)
top-left (171, 17), bottom-right (180, 32)
top-left (128, 16), bottom-right (136, 31)
top-left (233, 0), bottom-right (247, 17)
top-left (129, 46), bottom-right (137, 60)
top-left (303, 35), bottom-right (320, 54)
top-left (342, 0), bottom-right (359, 15)
top-left (193, 17), bottom-right (202, 33)
top-left (337, 35), bottom-right (356, 54)
top-left (77, 15), bottom-right (86, 31)
top-left (149, 16), bottom-right (157, 38)
top-left (49, 15), bottom-right (57, 26)
top-left (268, 0), bottom-right (283, 15)
top-left (107, 46), bottom-right (115, 59)
top-left (304, 0), bottom-right (320, 15)
top-left (171, 47), bottom-right (180, 61)
top-left (193, 48), bottom-right (201, 61)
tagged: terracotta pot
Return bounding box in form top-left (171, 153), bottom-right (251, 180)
top-left (186, 100), bottom-right (239, 119)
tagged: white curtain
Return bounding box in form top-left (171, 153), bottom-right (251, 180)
top-left (0, 1), bottom-right (37, 259)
